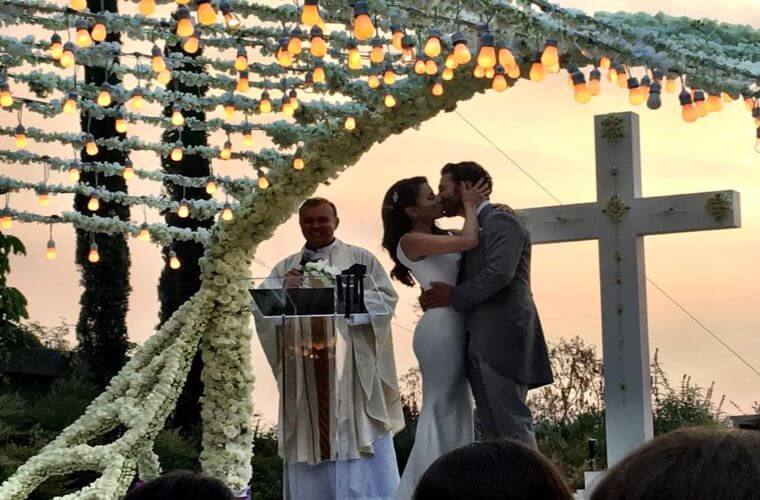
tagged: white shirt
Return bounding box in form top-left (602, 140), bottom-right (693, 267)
top-left (301, 239), bottom-right (338, 263)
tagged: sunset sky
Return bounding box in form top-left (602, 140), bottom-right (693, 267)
top-left (2, 0), bottom-right (759, 424)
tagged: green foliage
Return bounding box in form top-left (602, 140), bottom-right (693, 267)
top-left (249, 415), bottom-right (282, 500)
top-left (154, 428), bottom-right (202, 472)
top-left (0, 230), bottom-right (28, 330)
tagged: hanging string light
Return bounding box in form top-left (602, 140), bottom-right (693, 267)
top-left (220, 1), bottom-right (240, 29)
top-left (177, 199), bottom-right (190, 218)
top-left (183, 26), bottom-right (201, 54)
top-left (221, 202), bottom-right (234, 221)
top-left (293, 146), bottom-right (304, 170)
top-left (257, 170), bottom-right (269, 189)
top-left (197, 0), bottom-right (217, 25)
top-left (599, 56), bottom-right (611, 69)
top-left (277, 37), bottom-right (293, 67)
top-left (259, 91), bottom-right (272, 113)
top-left (401, 35), bottom-right (416, 62)
top-left (384, 92), bottom-right (396, 108)
top-left (353, 1), bottom-right (374, 41)
top-left (370, 38), bottom-right (385, 65)
top-left (344, 116), bottom-right (356, 130)
top-left (452, 32), bottom-right (471, 65)
top-left (76, 20), bottom-right (92, 48)
top-left (60, 42), bottom-right (76, 68)
top-left (646, 81), bottom-right (662, 110)
top-left (170, 141), bottom-right (184, 161)
top-left (473, 64), bottom-right (485, 79)
top-left (313, 61), bottom-right (326, 83)
top-left (37, 189), bottom-right (49, 207)
top-left (84, 133), bottom-right (98, 156)
top-left (391, 23), bottom-right (404, 50)
top-left (15, 125), bottom-right (27, 149)
top-left (289, 89), bottom-right (299, 111)
top-left (171, 105), bottom-right (185, 126)
top-left (235, 46), bottom-right (249, 72)
top-left (627, 77), bottom-right (646, 106)
top-left (122, 159), bottom-right (135, 180)
top-left (529, 55), bottom-right (545, 82)
top-left (45, 224), bottom-right (57, 260)
top-left (540, 39), bottom-right (560, 73)
top-left (588, 67), bottom-right (602, 96)
top-left (139, 0), bottom-right (155, 15)
top-left (301, 0), bottom-right (322, 27)
top-left (424, 29), bottom-right (443, 58)
top-left (70, 0), bottom-right (85, 11)
top-left (476, 32), bottom-right (496, 69)
top-left (368, 71), bottom-right (381, 89)
top-left (49, 33), bottom-right (63, 60)
top-left (68, 161), bottom-right (81, 182)
top-left (431, 78), bottom-right (444, 97)
top-left (347, 39), bottom-right (362, 70)
top-left (414, 51), bottom-right (426, 75)
top-left (88, 193), bottom-right (100, 212)
top-left (97, 83), bottom-right (112, 107)
top-left (205, 178), bottom-right (217, 194)
top-left (694, 90), bottom-right (708, 117)
top-left (497, 42), bottom-right (515, 70)
top-left (615, 64), bottom-right (628, 89)
top-left (63, 91), bottom-right (78, 113)
top-left (151, 45), bottom-right (166, 73)
top-left (679, 87), bottom-right (697, 123)
top-left (288, 27), bottom-right (303, 55)
top-left (425, 58), bottom-right (438, 76)
top-left (224, 96), bottom-right (236, 120)
top-left (138, 221), bottom-right (151, 241)
top-left (242, 124), bottom-right (254, 147)
top-left (168, 249), bottom-right (181, 269)
top-left (88, 237), bottom-right (100, 264)
top-left (114, 108), bottom-right (128, 134)
top-left (176, 6), bottom-right (194, 37)
top-left (492, 65), bottom-right (508, 92)
top-left (572, 71), bottom-right (591, 103)
top-left (442, 67), bottom-right (454, 81)
top-left (91, 15), bottom-right (107, 42)
top-left (310, 26), bottom-right (327, 58)
top-left (129, 87), bottom-right (145, 111)
top-left (383, 62), bottom-right (396, 85)
top-left (1, 196), bottom-right (12, 229)
top-left (220, 138), bottom-right (232, 160)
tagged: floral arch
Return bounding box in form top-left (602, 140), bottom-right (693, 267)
top-left (0, 0), bottom-right (757, 497)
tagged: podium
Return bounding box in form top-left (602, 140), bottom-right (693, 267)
top-left (249, 273), bottom-right (392, 468)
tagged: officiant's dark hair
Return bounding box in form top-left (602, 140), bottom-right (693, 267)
top-left (414, 440), bottom-right (572, 500)
top-left (381, 177), bottom-right (445, 287)
top-left (299, 197), bottom-right (338, 218)
top-left (441, 161), bottom-right (492, 189)
top-left (590, 427), bottom-right (760, 500)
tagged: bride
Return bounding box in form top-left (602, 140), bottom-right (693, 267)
top-left (381, 176), bottom-right (489, 499)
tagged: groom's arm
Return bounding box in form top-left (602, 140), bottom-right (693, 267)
top-left (450, 215), bottom-right (525, 312)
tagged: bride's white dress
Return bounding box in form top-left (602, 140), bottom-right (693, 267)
top-left (395, 243), bottom-right (474, 500)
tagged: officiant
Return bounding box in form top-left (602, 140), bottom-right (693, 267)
top-left (251, 197), bottom-right (404, 500)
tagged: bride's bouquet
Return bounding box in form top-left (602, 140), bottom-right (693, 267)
top-left (299, 260), bottom-right (340, 284)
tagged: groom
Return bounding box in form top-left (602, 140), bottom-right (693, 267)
top-left (420, 161), bottom-right (553, 448)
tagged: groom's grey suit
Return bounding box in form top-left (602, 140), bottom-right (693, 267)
top-left (451, 203), bottom-right (553, 447)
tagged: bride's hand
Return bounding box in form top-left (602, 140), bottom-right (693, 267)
top-left (462, 179), bottom-right (489, 207)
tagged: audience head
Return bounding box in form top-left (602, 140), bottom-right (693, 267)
top-left (439, 161), bottom-right (492, 216)
top-left (298, 197), bottom-right (339, 249)
top-left (124, 470), bottom-right (236, 500)
top-left (591, 427), bottom-right (760, 500)
top-left (381, 176), bottom-right (443, 286)
top-left (413, 440), bottom-right (572, 500)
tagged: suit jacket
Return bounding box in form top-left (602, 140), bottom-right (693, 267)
top-left (451, 205), bottom-right (553, 389)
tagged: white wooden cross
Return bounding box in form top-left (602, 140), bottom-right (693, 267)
top-left (518, 112), bottom-right (741, 466)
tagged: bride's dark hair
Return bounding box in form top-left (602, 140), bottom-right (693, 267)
top-left (381, 176), bottom-right (444, 287)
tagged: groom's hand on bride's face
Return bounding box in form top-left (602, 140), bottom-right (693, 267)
top-left (419, 282), bottom-right (453, 310)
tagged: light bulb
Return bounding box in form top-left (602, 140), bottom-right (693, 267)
top-left (122, 164), bottom-right (135, 180)
top-left (353, 1), bottom-right (374, 41)
top-left (97, 86), bottom-right (112, 107)
top-left (60, 43), bottom-right (76, 68)
top-left (151, 45), bottom-right (166, 72)
top-left (506, 64), bottom-right (520, 79)
top-left (258, 173), bottom-right (269, 189)
top-left (15, 125), bottom-right (27, 148)
top-left (88, 243), bottom-right (100, 263)
top-left (156, 68), bottom-right (172, 86)
top-left (425, 59), bottom-right (437, 76)
top-left (431, 80), bottom-right (444, 97)
top-left (50, 34), bottom-right (63, 60)
top-left (0, 214), bottom-right (12, 229)
top-left (169, 250), bottom-right (181, 269)
top-left (574, 83), bottom-right (591, 104)
top-left (588, 69), bottom-right (601, 96)
top-left (183, 32), bottom-right (200, 54)
top-left (477, 33), bottom-right (496, 69)
top-left (130, 91), bottom-right (144, 111)
top-left (86, 138), bottom-right (99, 156)
top-left (473, 64), bottom-right (485, 79)
top-left (115, 116), bottom-right (127, 134)
top-left (293, 156), bottom-right (305, 170)
top-left (171, 145), bottom-right (183, 161)
top-left (452, 32), bottom-right (471, 65)
top-left (221, 1), bottom-right (240, 29)
top-left (442, 68), bottom-right (454, 81)
top-left (87, 195), bottom-right (100, 212)
top-left (600, 56), bottom-right (611, 69)
top-left (171, 106), bottom-right (184, 126)
top-left (680, 89), bottom-right (697, 123)
top-left (391, 24), bottom-right (404, 50)
top-left (242, 129), bottom-right (254, 147)
top-left (344, 116), bottom-right (356, 130)
top-left (313, 66), bottom-right (326, 84)
top-left (139, 0), bottom-right (155, 15)
top-left (176, 7), bottom-right (194, 37)
top-left (63, 92), bottom-right (78, 113)
top-left (498, 46), bottom-right (515, 69)
top-left (91, 16), bottom-right (107, 42)
top-left (384, 94), bottom-right (396, 108)
top-left (627, 78), bottom-right (645, 106)
top-left (414, 58), bottom-right (426, 75)
top-left (706, 94), bottom-right (723, 113)
top-left (424, 31), bottom-right (442, 58)
top-left (68, 166), bottom-right (80, 182)
top-left (70, 0), bottom-right (85, 10)
top-left (607, 67), bottom-right (618, 84)
top-left (370, 41), bottom-right (384, 65)
top-left (37, 191), bottom-right (49, 207)
top-left (259, 92), bottom-right (272, 113)
top-left (383, 65), bottom-right (395, 85)
top-left (197, 0), bottom-right (217, 25)
top-left (347, 47), bottom-right (362, 70)
top-left (235, 47), bottom-right (248, 71)
top-left (616, 67), bottom-right (628, 88)
top-left (221, 204), bottom-right (234, 221)
top-left (665, 76), bottom-right (678, 93)
top-left (529, 61), bottom-right (545, 82)
top-left (444, 54), bottom-right (458, 70)
top-left (138, 223), bottom-right (151, 241)
top-left (220, 140), bottom-right (232, 160)
top-left (310, 27), bottom-right (327, 58)
top-left (484, 67), bottom-right (495, 79)
top-left (492, 67), bottom-right (507, 92)
top-left (289, 89), bottom-right (299, 110)
top-left (301, 0), bottom-right (322, 26)
top-left (45, 239), bottom-right (57, 260)
top-left (288, 32), bottom-right (303, 56)
top-left (76, 26), bottom-right (92, 48)
top-left (368, 73), bottom-right (380, 89)
top-left (205, 180), bottom-right (217, 194)
top-left (177, 201), bottom-right (190, 218)
top-left (540, 39), bottom-right (559, 73)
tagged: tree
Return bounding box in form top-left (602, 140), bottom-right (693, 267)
top-left (0, 229), bottom-right (34, 366)
top-left (73, 0), bottom-right (131, 389)
top-left (157, 42), bottom-right (213, 434)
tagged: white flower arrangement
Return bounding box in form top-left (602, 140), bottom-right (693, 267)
top-left (300, 259), bottom-right (341, 280)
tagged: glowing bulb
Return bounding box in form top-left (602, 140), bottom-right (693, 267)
top-left (50, 34), bottom-right (63, 60)
top-left (477, 33), bottom-right (496, 69)
top-left (115, 116), bottom-right (127, 134)
top-left (259, 92), bottom-right (272, 113)
top-left (87, 195), bottom-right (100, 212)
top-left (680, 89), bottom-right (697, 123)
top-left (63, 92), bottom-right (78, 113)
top-left (15, 125), bottom-right (27, 148)
top-left (484, 67), bottom-right (495, 79)
top-left (171, 145), bottom-right (183, 161)
top-left (473, 64), bottom-right (485, 79)
top-left (347, 47), bottom-right (362, 70)
top-left (151, 45), bottom-right (166, 72)
top-left (607, 67), bottom-right (618, 84)
top-left (289, 89), bottom-right (299, 110)
top-left (310, 27), bottom-right (327, 58)
top-left (627, 78), bottom-right (646, 106)
top-left (288, 30), bottom-right (303, 55)
top-left (97, 85), bottom-right (112, 107)
top-left (139, 0), bottom-right (155, 15)
top-left (0, 214), bottom-right (12, 229)
top-left (45, 240), bottom-right (57, 260)
top-left (498, 46), bottom-right (515, 69)
top-left (452, 32), bottom-right (471, 65)
top-left (506, 64), bottom-right (520, 79)
top-left (176, 7), bottom-right (194, 37)
top-left (368, 73), bottom-right (380, 89)
top-left (293, 156), bottom-right (305, 170)
top-left (370, 41), bottom-right (384, 65)
top-left (130, 90), bottom-right (144, 111)
top-left (313, 66), bottom-right (326, 83)
top-left (183, 32), bottom-right (200, 54)
top-left (91, 16), bottom-right (107, 42)
top-left (706, 94), bottom-right (723, 113)
top-left (665, 76), bottom-right (678, 93)
top-left (205, 179), bottom-right (217, 194)
top-left (85, 136), bottom-right (98, 156)
top-left (445, 54), bottom-right (458, 70)
top-left (424, 31), bottom-right (442, 58)
top-left (414, 58), bottom-right (426, 75)
top-left (694, 91), bottom-right (708, 117)
top-left (221, 204), bottom-right (234, 221)
top-left (353, 1), bottom-right (374, 41)
top-left (425, 59), bottom-right (438, 76)
top-left (60, 43), bottom-right (76, 68)
top-left (169, 250), bottom-right (181, 269)
top-left (37, 191), bottom-right (49, 207)
top-left (242, 129), bottom-right (254, 147)
top-left (540, 39), bottom-right (560, 73)
top-left (391, 24), bottom-right (404, 50)
top-left (68, 165), bottom-right (80, 182)
top-left (384, 94), bottom-right (396, 108)
top-left (344, 116), bottom-right (356, 130)
top-left (156, 68), bottom-right (172, 86)
top-left (258, 172), bottom-right (269, 189)
top-left (177, 201), bottom-right (190, 218)
top-left (122, 164), bottom-right (135, 180)
top-left (442, 67), bottom-right (454, 81)
top-left (76, 25), bottom-right (92, 48)
top-left (197, 0), bottom-right (217, 25)
top-left (220, 140), bottom-right (232, 160)
top-left (529, 61), bottom-right (545, 82)
top-left (171, 106), bottom-right (184, 126)
top-left (492, 68), bottom-right (507, 92)
top-left (301, 0), bottom-right (322, 26)
top-left (235, 47), bottom-right (248, 71)
top-left (88, 243), bottom-right (100, 263)
top-left (138, 222), bottom-right (150, 241)
top-left (431, 80), bottom-right (444, 97)
top-left (383, 65), bottom-right (395, 85)
top-left (600, 56), bottom-right (611, 69)
top-left (572, 72), bottom-right (591, 104)
top-left (588, 69), bottom-right (601, 96)
top-left (70, 0), bottom-right (85, 10)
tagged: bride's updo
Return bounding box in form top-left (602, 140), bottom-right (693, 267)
top-left (381, 176), bottom-right (443, 287)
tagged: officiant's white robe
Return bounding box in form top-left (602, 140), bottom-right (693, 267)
top-left (252, 240), bottom-right (404, 498)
